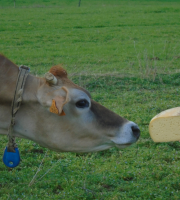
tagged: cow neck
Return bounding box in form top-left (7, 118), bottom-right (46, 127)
top-left (0, 56), bottom-right (19, 104)
top-left (7, 65), bottom-right (30, 152)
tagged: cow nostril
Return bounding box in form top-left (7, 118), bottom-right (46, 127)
top-left (131, 125), bottom-right (140, 139)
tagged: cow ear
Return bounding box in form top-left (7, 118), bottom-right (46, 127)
top-left (50, 87), bottom-right (69, 116)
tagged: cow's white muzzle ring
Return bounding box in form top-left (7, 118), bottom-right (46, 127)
top-left (3, 65), bottom-right (30, 168)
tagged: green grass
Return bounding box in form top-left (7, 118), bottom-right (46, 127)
top-left (0, 0), bottom-right (180, 76)
top-left (0, 0), bottom-right (180, 199)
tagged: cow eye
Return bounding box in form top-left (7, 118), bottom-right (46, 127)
top-left (76, 99), bottom-right (89, 108)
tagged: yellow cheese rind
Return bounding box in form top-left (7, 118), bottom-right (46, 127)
top-left (149, 107), bottom-right (180, 142)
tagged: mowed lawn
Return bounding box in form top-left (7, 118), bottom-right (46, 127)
top-left (0, 0), bottom-right (180, 199)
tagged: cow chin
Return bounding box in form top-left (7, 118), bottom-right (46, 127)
top-left (115, 143), bottom-right (132, 149)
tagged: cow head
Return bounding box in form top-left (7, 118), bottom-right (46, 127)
top-left (36, 65), bottom-right (140, 152)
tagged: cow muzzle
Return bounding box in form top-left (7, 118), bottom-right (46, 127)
top-left (111, 121), bottom-right (140, 148)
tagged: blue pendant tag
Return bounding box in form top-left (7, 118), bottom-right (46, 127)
top-left (3, 147), bottom-right (20, 168)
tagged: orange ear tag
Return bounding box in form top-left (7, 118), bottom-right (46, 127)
top-left (50, 99), bottom-right (66, 116)
top-left (60, 110), bottom-right (66, 116)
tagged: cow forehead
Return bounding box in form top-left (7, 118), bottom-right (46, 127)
top-left (68, 88), bottom-right (91, 102)
top-left (75, 87), bottom-right (91, 98)
top-left (48, 65), bottom-right (91, 98)
top-left (55, 77), bottom-right (91, 99)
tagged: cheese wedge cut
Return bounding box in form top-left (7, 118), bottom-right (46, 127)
top-left (149, 107), bottom-right (180, 142)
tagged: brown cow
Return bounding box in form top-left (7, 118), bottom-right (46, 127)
top-left (0, 54), bottom-right (140, 153)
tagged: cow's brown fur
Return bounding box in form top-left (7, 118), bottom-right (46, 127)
top-left (0, 54), bottom-right (139, 153)
top-left (0, 54), bottom-right (19, 104)
top-left (90, 100), bottom-right (128, 129)
top-left (0, 54), bottom-right (126, 129)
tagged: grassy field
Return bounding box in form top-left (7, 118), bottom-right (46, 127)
top-left (0, 0), bottom-right (180, 199)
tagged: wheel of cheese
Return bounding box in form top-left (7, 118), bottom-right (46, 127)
top-left (149, 107), bottom-right (180, 142)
